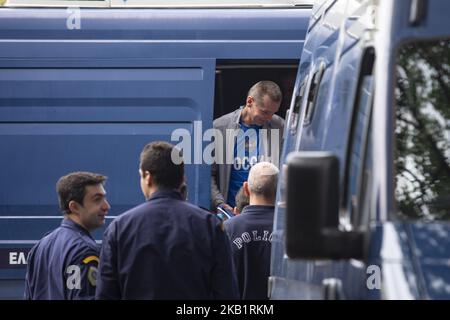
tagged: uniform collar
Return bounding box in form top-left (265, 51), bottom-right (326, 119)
top-left (241, 205), bottom-right (275, 216)
top-left (61, 218), bottom-right (93, 238)
top-left (147, 189), bottom-right (183, 202)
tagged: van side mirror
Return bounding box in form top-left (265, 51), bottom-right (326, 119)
top-left (285, 152), bottom-right (364, 260)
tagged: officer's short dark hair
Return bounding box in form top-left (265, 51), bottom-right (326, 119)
top-left (140, 141), bottom-right (184, 190)
top-left (56, 172), bottom-right (107, 215)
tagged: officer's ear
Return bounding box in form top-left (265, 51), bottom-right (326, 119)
top-left (143, 170), bottom-right (153, 187)
top-left (68, 200), bottom-right (82, 214)
top-left (243, 181), bottom-right (251, 198)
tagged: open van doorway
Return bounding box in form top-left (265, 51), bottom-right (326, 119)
top-left (214, 62), bottom-right (298, 120)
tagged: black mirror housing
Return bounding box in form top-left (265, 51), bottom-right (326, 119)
top-left (285, 152), bottom-right (364, 260)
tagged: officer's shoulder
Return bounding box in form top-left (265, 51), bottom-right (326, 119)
top-left (110, 201), bottom-right (149, 225)
top-left (224, 212), bottom-right (247, 230)
top-left (184, 203), bottom-right (221, 222)
top-left (37, 227), bottom-right (59, 242)
top-left (34, 224), bottom-right (70, 249)
top-left (75, 242), bottom-right (99, 257)
top-left (70, 232), bottom-right (100, 255)
top-left (77, 235), bottom-right (99, 252)
top-left (67, 248), bottom-right (100, 279)
top-left (65, 227), bottom-right (99, 254)
top-left (224, 213), bottom-right (241, 225)
top-left (184, 202), bottom-right (211, 215)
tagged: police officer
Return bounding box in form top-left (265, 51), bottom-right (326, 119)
top-left (223, 162), bottom-right (278, 300)
top-left (24, 172), bottom-right (110, 300)
top-left (96, 141), bottom-right (239, 299)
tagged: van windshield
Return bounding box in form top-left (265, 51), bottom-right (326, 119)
top-left (395, 39), bottom-right (450, 221)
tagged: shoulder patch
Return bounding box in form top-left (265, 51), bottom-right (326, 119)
top-left (82, 255), bottom-right (99, 264)
top-left (87, 266), bottom-right (98, 287)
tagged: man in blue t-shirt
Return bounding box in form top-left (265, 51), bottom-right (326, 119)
top-left (227, 121), bottom-right (263, 207)
top-left (211, 81), bottom-right (284, 212)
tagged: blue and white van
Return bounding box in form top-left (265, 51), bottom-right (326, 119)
top-left (270, 0), bottom-right (450, 299)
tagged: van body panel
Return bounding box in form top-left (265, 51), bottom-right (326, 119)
top-left (0, 7), bottom-right (312, 298)
top-left (0, 9), bottom-right (310, 60)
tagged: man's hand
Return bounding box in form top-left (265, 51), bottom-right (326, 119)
top-left (217, 203), bottom-right (234, 221)
top-left (220, 203), bottom-right (234, 213)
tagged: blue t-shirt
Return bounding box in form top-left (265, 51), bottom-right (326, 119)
top-left (227, 121), bottom-right (263, 207)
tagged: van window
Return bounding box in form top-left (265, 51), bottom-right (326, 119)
top-left (343, 48), bottom-right (375, 227)
top-left (345, 75), bottom-right (373, 226)
top-left (395, 39), bottom-right (450, 221)
top-left (289, 78), bottom-right (307, 136)
top-left (303, 62), bottom-right (325, 125)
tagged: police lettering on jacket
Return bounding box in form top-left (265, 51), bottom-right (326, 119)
top-left (231, 230), bottom-right (273, 249)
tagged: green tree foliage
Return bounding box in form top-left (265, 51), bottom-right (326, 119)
top-left (395, 39), bottom-right (450, 220)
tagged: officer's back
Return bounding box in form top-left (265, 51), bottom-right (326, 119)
top-left (96, 141), bottom-right (239, 300)
top-left (223, 162), bottom-right (279, 300)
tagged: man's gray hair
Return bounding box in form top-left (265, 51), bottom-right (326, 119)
top-left (248, 162), bottom-right (279, 201)
top-left (248, 81), bottom-right (282, 105)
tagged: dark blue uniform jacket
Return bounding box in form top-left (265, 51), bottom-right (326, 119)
top-left (96, 190), bottom-right (239, 300)
top-left (24, 219), bottom-right (100, 300)
top-left (223, 205), bottom-right (274, 300)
